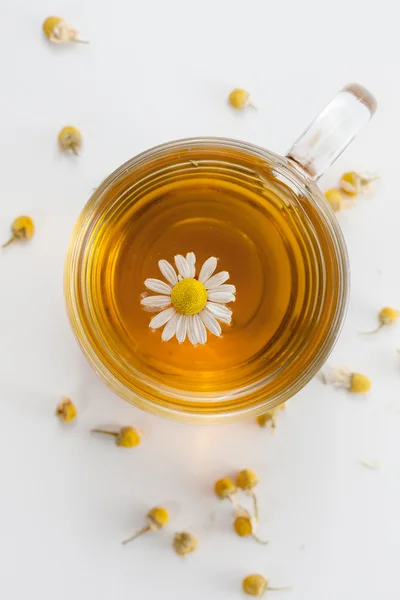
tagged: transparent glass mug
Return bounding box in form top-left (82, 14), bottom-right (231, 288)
top-left (65, 83), bottom-right (376, 422)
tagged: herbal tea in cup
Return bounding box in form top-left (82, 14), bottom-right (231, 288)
top-left (65, 84), bottom-right (376, 422)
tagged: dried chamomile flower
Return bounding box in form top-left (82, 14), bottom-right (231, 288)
top-left (339, 171), bottom-right (379, 197)
top-left (122, 506), bottom-right (169, 545)
top-left (237, 469), bottom-right (258, 491)
top-left (233, 515), bottom-right (267, 545)
top-left (236, 469), bottom-right (259, 521)
top-left (363, 307), bottom-right (399, 334)
top-left (43, 17), bottom-right (88, 44)
top-left (323, 367), bottom-right (371, 394)
top-left (215, 477), bottom-right (236, 499)
top-left (257, 403), bottom-right (286, 430)
top-left (242, 574), bottom-right (292, 596)
top-left (172, 531), bottom-right (198, 556)
top-left (228, 88), bottom-right (253, 110)
top-left (58, 126), bottom-right (82, 155)
top-left (214, 477), bottom-right (243, 511)
top-left (56, 396), bottom-right (77, 423)
top-left (91, 426), bottom-right (141, 447)
top-left (243, 574), bottom-right (268, 597)
top-left (324, 188), bottom-right (343, 213)
top-left (2, 216), bottom-right (34, 248)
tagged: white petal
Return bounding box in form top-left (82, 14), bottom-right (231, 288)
top-left (174, 254), bottom-right (191, 279)
top-left (176, 315), bottom-right (188, 343)
top-left (158, 259), bottom-right (178, 285)
top-left (149, 307), bottom-right (176, 329)
top-left (199, 310), bottom-right (222, 337)
top-left (204, 271), bottom-right (229, 289)
top-left (212, 284), bottom-right (236, 295)
top-left (141, 295), bottom-right (172, 308)
top-left (187, 318), bottom-right (198, 345)
top-left (186, 252), bottom-right (196, 278)
top-left (161, 312), bottom-right (180, 341)
top-left (206, 302), bottom-right (232, 324)
top-left (192, 314), bottom-right (207, 344)
top-left (144, 278), bottom-right (172, 294)
top-left (207, 291), bottom-right (236, 303)
top-left (198, 256), bottom-right (218, 283)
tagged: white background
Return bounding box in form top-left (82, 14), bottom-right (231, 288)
top-left (0, 1), bottom-right (399, 599)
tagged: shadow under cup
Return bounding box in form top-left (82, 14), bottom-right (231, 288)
top-left (65, 138), bottom-right (348, 422)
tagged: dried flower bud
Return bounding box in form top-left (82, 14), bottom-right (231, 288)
top-left (323, 367), bottom-right (371, 394)
top-left (91, 426), bottom-right (141, 447)
top-left (350, 372), bottom-right (372, 394)
top-left (233, 515), bottom-right (267, 544)
top-left (236, 469), bottom-right (260, 522)
top-left (363, 307), bottom-right (399, 334)
top-left (234, 515), bottom-right (253, 537)
top-left (228, 88), bottom-right (252, 110)
top-left (43, 16), bottom-right (88, 44)
top-left (122, 506), bottom-right (169, 545)
top-left (242, 574), bottom-right (268, 597)
top-left (172, 531), bottom-right (198, 556)
top-left (58, 126), bottom-right (82, 155)
top-left (2, 216), bottom-right (35, 248)
top-left (324, 188), bottom-right (343, 212)
top-left (116, 427), bottom-right (141, 447)
top-left (339, 171), bottom-right (379, 197)
top-left (214, 477), bottom-right (236, 499)
top-left (257, 412), bottom-right (275, 428)
top-left (257, 403), bottom-right (286, 429)
top-left (56, 397), bottom-right (77, 423)
top-left (147, 506), bottom-right (169, 529)
top-left (242, 574), bottom-right (291, 596)
top-left (236, 469), bottom-right (258, 491)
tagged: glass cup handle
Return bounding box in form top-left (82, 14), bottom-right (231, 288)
top-left (286, 83), bottom-right (377, 181)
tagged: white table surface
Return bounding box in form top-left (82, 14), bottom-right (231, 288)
top-left (1, 1), bottom-right (399, 599)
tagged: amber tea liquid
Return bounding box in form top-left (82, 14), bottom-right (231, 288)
top-left (72, 144), bottom-right (341, 410)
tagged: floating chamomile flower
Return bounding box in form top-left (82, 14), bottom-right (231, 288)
top-left (141, 253), bottom-right (236, 345)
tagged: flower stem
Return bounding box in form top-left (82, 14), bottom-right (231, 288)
top-left (251, 492), bottom-right (259, 523)
top-left (268, 586), bottom-right (293, 591)
top-left (361, 323), bottom-right (384, 335)
top-left (228, 494), bottom-right (247, 514)
top-left (122, 525), bottom-right (150, 545)
top-left (2, 235), bottom-right (16, 248)
top-left (252, 533), bottom-right (268, 545)
top-left (91, 429), bottom-right (118, 437)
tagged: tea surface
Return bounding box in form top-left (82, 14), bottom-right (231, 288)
top-left (85, 156), bottom-right (328, 396)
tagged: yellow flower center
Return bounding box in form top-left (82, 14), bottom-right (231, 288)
top-left (171, 278), bottom-right (207, 315)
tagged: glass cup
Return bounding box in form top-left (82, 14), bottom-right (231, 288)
top-left (65, 83), bottom-right (376, 422)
